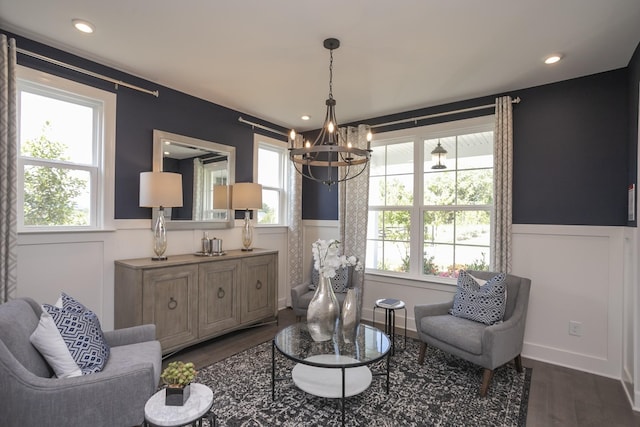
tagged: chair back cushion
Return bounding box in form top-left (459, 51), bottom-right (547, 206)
top-left (0, 298), bottom-right (53, 378)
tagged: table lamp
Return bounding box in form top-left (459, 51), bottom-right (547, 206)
top-left (231, 182), bottom-right (262, 251)
top-left (139, 171), bottom-right (183, 260)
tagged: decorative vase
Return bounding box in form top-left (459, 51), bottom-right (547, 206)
top-left (165, 384), bottom-right (191, 406)
top-left (307, 276), bottom-right (340, 341)
top-left (341, 288), bottom-right (359, 342)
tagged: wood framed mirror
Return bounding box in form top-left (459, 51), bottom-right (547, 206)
top-left (152, 129), bottom-right (235, 230)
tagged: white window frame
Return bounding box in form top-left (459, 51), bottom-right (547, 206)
top-left (253, 133), bottom-right (289, 226)
top-left (16, 65), bottom-right (116, 232)
top-left (367, 115), bottom-right (494, 283)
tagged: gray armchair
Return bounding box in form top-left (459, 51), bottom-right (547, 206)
top-left (414, 270), bottom-right (531, 397)
top-left (0, 297), bottom-right (162, 427)
top-left (291, 265), bottom-right (353, 321)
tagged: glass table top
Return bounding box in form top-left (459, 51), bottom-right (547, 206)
top-left (273, 323), bottom-right (391, 368)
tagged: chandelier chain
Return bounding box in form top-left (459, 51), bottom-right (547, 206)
top-left (328, 49), bottom-right (334, 100)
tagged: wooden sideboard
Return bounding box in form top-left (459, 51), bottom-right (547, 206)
top-left (115, 249), bottom-right (277, 354)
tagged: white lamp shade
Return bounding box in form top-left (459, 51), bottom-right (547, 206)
top-left (231, 182), bottom-right (262, 210)
top-left (213, 185), bottom-right (231, 209)
top-left (139, 172), bottom-right (183, 208)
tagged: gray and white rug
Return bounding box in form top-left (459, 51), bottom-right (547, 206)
top-left (197, 338), bottom-right (530, 426)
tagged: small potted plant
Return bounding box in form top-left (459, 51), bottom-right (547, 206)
top-left (161, 361), bottom-right (197, 406)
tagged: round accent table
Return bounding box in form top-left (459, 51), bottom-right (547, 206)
top-left (144, 383), bottom-right (216, 427)
top-left (373, 298), bottom-right (407, 355)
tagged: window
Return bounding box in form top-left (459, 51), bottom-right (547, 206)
top-left (17, 66), bottom-right (116, 231)
top-left (254, 134), bottom-right (289, 225)
top-left (366, 116), bottom-right (494, 279)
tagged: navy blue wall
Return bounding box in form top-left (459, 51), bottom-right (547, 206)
top-left (303, 69), bottom-right (631, 226)
top-left (5, 30), bottom-right (636, 226)
top-left (628, 43), bottom-right (640, 227)
top-left (4, 30), bottom-right (288, 220)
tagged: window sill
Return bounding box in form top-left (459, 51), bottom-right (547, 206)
top-left (365, 270), bottom-right (457, 292)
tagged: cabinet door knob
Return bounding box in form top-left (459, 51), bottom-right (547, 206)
top-left (256, 280), bottom-right (262, 290)
top-left (217, 287), bottom-right (225, 299)
top-left (168, 297), bottom-right (178, 310)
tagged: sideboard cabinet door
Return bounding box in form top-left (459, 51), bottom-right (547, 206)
top-left (198, 259), bottom-right (240, 337)
top-left (142, 265), bottom-right (199, 351)
top-left (241, 254), bottom-right (276, 323)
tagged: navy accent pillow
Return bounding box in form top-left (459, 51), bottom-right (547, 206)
top-left (308, 266), bottom-right (350, 293)
top-left (450, 270), bottom-right (507, 325)
top-left (43, 293), bottom-right (110, 375)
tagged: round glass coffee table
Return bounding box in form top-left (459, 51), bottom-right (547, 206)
top-left (272, 323), bottom-right (391, 426)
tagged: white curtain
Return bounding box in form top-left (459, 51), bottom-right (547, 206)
top-left (192, 158), bottom-right (204, 220)
top-left (288, 134), bottom-right (304, 295)
top-left (0, 35), bottom-right (17, 303)
top-left (339, 125), bottom-right (371, 307)
top-left (492, 96), bottom-right (513, 273)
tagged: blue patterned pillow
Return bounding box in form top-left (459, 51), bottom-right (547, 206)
top-left (308, 266), bottom-right (351, 293)
top-left (43, 293), bottom-right (110, 375)
top-left (449, 270), bottom-right (506, 325)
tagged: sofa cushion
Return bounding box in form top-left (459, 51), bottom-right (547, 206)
top-left (42, 293), bottom-right (110, 375)
top-left (450, 270), bottom-right (506, 325)
top-left (420, 314), bottom-right (486, 355)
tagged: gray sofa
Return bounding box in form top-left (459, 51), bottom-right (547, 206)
top-left (414, 270), bottom-right (531, 397)
top-left (291, 265), bottom-right (353, 321)
top-left (0, 297), bottom-right (162, 427)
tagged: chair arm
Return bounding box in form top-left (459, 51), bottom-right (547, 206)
top-left (482, 314), bottom-right (527, 369)
top-left (103, 324), bottom-right (156, 347)
top-left (291, 282), bottom-right (311, 306)
top-left (414, 300), bottom-right (453, 320)
top-left (1, 353), bottom-right (155, 427)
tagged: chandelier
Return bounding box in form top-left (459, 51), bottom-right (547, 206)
top-left (289, 38), bottom-right (372, 187)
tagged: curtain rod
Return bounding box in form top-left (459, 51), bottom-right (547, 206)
top-left (14, 46), bottom-right (159, 97)
top-left (370, 96), bottom-right (521, 129)
top-left (240, 97), bottom-right (521, 136)
top-left (238, 116), bottom-right (289, 137)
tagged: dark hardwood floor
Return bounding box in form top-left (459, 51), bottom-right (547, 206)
top-left (164, 309), bottom-right (640, 427)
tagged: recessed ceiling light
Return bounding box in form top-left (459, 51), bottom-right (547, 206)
top-left (301, 115), bottom-right (310, 121)
top-left (72, 19), bottom-right (95, 34)
top-left (544, 54), bottom-right (562, 65)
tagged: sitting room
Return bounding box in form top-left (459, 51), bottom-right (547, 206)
top-left (1, 1), bottom-right (640, 426)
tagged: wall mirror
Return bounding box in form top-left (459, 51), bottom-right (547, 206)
top-left (152, 129), bottom-right (235, 230)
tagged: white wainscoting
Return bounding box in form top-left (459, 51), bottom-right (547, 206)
top-left (15, 219), bottom-right (632, 384)
top-left (16, 220), bottom-right (289, 332)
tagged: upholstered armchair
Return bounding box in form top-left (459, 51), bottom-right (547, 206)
top-left (414, 270), bottom-right (531, 397)
top-left (0, 297), bottom-right (162, 427)
top-left (291, 265), bottom-right (353, 321)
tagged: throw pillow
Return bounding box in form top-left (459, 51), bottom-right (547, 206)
top-left (42, 293), bottom-right (110, 375)
top-left (30, 310), bottom-right (83, 378)
top-left (308, 266), bottom-right (350, 293)
top-left (449, 270), bottom-right (507, 325)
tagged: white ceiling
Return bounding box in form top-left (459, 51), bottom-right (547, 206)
top-left (1, 1), bottom-right (639, 132)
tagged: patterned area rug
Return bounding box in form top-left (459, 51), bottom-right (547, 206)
top-left (197, 338), bottom-right (530, 426)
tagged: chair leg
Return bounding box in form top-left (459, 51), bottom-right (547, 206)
top-left (480, 369), bottom-right (494, 397)
top-left (418, 342), bottom-right (427, 365)
top-left (514, 354), bottom-right (523, 373)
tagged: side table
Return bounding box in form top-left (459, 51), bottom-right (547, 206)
top-left (373, 298), bottom-right (407, 355)
top-left (144, 383), bottom-right (216, 427)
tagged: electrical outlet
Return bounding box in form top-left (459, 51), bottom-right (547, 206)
top-left (569, 321), bottom-right (582, 336)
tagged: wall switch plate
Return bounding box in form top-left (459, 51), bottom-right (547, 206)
top-left (569, 320), bottom-right (582, 336)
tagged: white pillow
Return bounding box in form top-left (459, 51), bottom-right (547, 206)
top-left (30, 309), bottom-right (82, 378)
